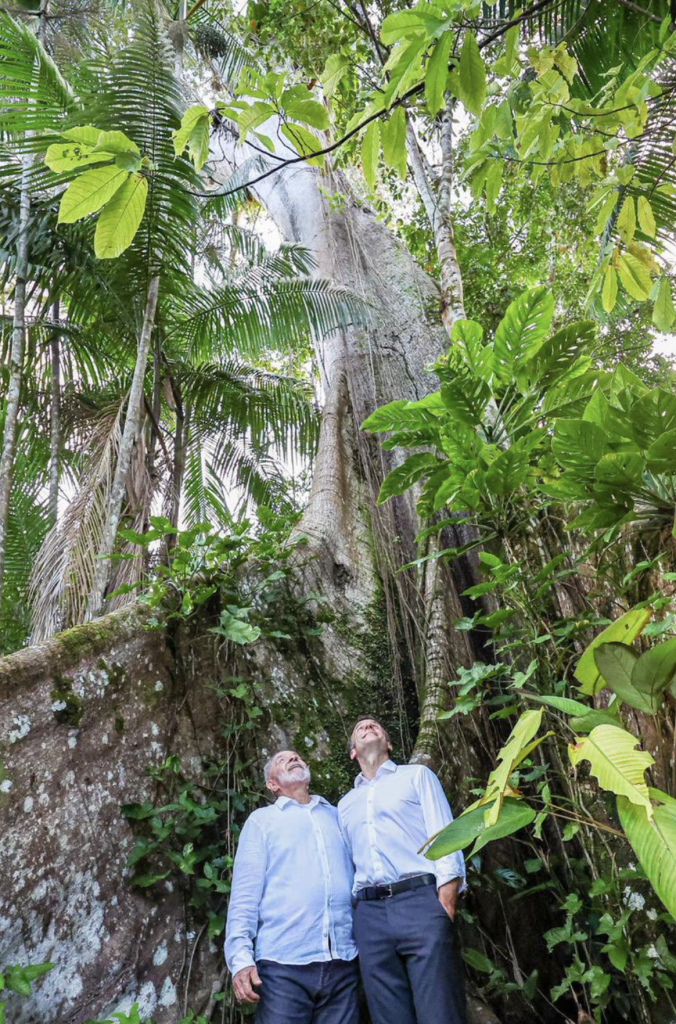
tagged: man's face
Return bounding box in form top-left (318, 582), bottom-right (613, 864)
top-left (350, 718), bottom-right (390, 761)
top-left (266, 750), bottom-right (311, 794)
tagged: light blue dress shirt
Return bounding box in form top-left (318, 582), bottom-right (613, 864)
top-left (337, 759), bottom-right (466, 893)
top-left (224, 794), bottom-right (358, 976)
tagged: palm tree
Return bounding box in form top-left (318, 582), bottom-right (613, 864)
top-left (0, 5), bottom-right (364, 647)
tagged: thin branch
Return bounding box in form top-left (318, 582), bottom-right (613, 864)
top-left (189, 0), bottom-right (561, 199)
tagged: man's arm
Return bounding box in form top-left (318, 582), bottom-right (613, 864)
top-left (224, 816), bottom-right (267, 1002)
top-left (415, 766), bottom-right (467, 917)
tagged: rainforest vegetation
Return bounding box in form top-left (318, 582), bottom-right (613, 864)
top-left (2, 0), bottom-right (676, 1022)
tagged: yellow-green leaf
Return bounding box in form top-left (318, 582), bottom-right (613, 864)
top-left (575, 607), bottom-right (652, 694)
top-left (172, 105), bottom-right (210, 167)
top-left (425, 30), bottom-right (454, 115)
top-left (618, 251), bottom-right (652, 301)
top-left (361, 121), bottom-right (380, 191)
top-left (381, 106), bottom-right (407, 177)
top-left (619, 789), bottom-right (676, 921)
top-left (90, 129), bottom-right (140, 157)
top-left (455, 32), bottom-right (486, 116)
top-left (602, 265), bottom-right (618, 313)
top-left (94, 173), bottom-right (148, 259)
top-left (58, 164), bottom-right (128, 224)
top-left (482, 709), bottom-right (543, 825)
top-left (45, 142), bottom-right (112, 173)
top-left (653, 276), bottom-right (676, 332)
top-left (321, 53), bottom-right (351, 99)
top-left (637, 195), bottom-right (656, 237)
top-left (61, 125), bottom-right (104, 146)
top-left (569, 725), bottom-right (654, 815)
top-left (280, 123), bottom-right (324, 166)
top-left (617, 196), bottom-right (636, 244)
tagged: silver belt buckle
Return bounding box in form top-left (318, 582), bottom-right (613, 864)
top-left (382, 882), bottom-right (394, 899)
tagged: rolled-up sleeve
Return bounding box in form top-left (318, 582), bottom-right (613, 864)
top-left (415, 766), bottom-right (467, 893)
top-left (224, 816), bottom-right (267, 976)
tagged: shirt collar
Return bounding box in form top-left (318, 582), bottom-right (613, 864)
top-left (354, 758), bottom-right (397, 788)
top-left (275, 794), bottom-right (329, 810)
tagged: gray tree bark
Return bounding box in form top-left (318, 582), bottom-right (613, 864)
top-left (87, 275), bottom-right (160, 619)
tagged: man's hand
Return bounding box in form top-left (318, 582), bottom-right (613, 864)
top-left (438, 878), bottom-right (462, 921)
top-left (233, 965), bottom-right (263, 1004)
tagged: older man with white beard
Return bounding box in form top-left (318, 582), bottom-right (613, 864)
top-left (224, 750), bottom-right (359, 1024)
top-left (338, 717), bottom-right (467, 1024)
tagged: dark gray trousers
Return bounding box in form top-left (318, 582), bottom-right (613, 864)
top-left (353, 884), bottom-right (467, 1024)
top-left (254, 958), bottom-right (360, 1024)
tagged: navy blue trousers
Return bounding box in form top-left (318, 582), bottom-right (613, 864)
top-left (254, 958), bottom-right (360, 1024)
top-left (353, 884), bottom-right (467, 1024)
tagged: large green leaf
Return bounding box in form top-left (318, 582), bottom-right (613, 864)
top-left (569, 725), bottom-right (654, 815)
top-left (381, 106), bottom-right (407, 176)
top-left (575, 607), bottom-right (652, 694)
top-left (454, 31), bottom-right (486, 116)
top-left (377, 452), bottom-right (441, 504)
top-left (282, 87), bottom-right (330, 130)
top-left (172, 104), bottom-right (211, 170)
top-left (653, 277), bottom-right (676, 333)
top-left (619, 789), bottom-right (676, 921)
top-left (45, 141), bottom-right (112, 173)
top-left (594, 452), bottom-right (644, 489)
top-left (646, 429), bottom-right (676, 473)
top-left (424, 797), bottom-right (535, 858)
top-left (552, 419), bottom-right (606, 477)
top-left (321, 54), bottom-right (351, 99)
top-left (593, 642), bottom-right (646, 709)
top-left (483, 708), bottom-right (544, 825)
top-left (425, 30), bottom-right (454, 114)
top-left (440, 376), bottom-right (491, 426)
top-left (94, 173), bottom-right (148, 259)
top-left (381, 2), bottom-right (447, 45)
top-left (57, 164), bottom-right (128, 224)
top-left (361, 121), bottom-right (380, 190)
top-left (631, 638), bottom-right (676, 711)
top-left (519, 321), bottom-right (595, 391)
top-left (280, 123), bottom-right (325, 166)
top-left (492, 287), bottom-right (554, 383)
top-left (630, 389), bottom-right (676, 450)
top-left (484, 443), bottom-right (532, 497)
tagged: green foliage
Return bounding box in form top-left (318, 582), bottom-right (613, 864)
top-left (0, 962), bottom-right (54, 1021)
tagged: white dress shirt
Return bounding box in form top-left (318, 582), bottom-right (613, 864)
top-left (337, 760), bottom-right (466, 893)
top-left (224, 794), bottom-right (358, 976)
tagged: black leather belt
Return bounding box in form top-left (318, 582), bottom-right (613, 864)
top-left (354, 873), bottom-right (436, 901)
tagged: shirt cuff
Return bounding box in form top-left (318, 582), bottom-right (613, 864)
top-left (435, 859), bottom-right (467, 894)
top-left (227, 949), bottom-right (256, 976)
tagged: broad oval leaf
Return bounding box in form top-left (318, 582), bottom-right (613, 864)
top-left (94, 173), bottom-right (148, 259)
top-left (58, 164), bottom-right (128, 224)
top-left (575, 607), bottom-right (652, 694)
top-left (593, 642), bottom-right (645, 709)
top-left (630, 388), bottom-right (676, 450)
top-left (552, 418), bottom-right (606, 477)
top-left (280, 123), bottom-right (324, 166)
top-left (91, 129), bottom-right (140, 156)
top-left (569, 724), bottom-right (654, 815)
top-left (381, 3), bottom-right (447, 46)
top-left (631, 637), bottom-right (676, 713)
top-left (45, 142), bottom-right (112, 173)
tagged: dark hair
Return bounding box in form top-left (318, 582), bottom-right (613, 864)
top-left (347, 716), bottom-right (391, 756)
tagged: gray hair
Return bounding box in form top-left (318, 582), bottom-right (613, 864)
top-left (263, 754), bottom-right (280, 783)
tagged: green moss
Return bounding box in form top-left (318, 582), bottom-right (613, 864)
top-left (51, 674), bottom-right (84, 727)
top-left (114, 714), bottom-right (125, 734)
top-left (96, 659), bottom-right (127, 689)
top-left (265, 583), bottom-right (404, 804)
top-left (56, 616), bottom-right (130, 662)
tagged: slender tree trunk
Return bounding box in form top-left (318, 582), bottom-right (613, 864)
top-left (0, 158), bottom-right (31, 609)
top-left (87, 275), bottom-right (160, 619)
top-left (49, 301), bottom-right (61, 524)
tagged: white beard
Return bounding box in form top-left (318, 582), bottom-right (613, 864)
top-left (277, 766), bottom-right (311, 786)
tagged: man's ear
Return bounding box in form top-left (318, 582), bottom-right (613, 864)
top-left (266, 778), bottom-right (279, 794)
top-left (349, 744), bottom-right (357, 762)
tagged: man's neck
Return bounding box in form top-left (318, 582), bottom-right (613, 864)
top-left (357, 751), bottom-right (391, 781)
top-left (278, 784), bottom-right (312, 804)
